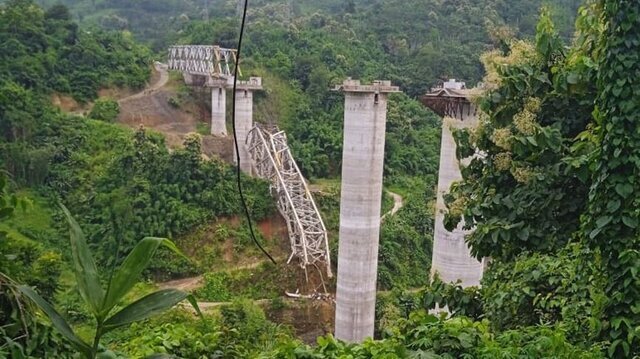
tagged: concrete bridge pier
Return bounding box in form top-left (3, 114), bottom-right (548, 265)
top-left (420, 80), bottom-right (484, 288)
top-left (431, 109), bottom-right (483, 287)
top-left (209, 79), bottom-right (228, 136)
top-left (334, 79), bottom-right (400, 343)
top-left (233, 77), bottom-right (263, 175)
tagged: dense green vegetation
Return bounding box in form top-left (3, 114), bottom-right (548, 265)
top-left (18, 206), bottom-right (200, 358)
top-left (583, 1), bottom-right (640, 355)
top-left (0, 0), bottom-right (277, 356)
top-left (45, 0), bottom-right (583, 93)
top-left (442, 1), bottom-right (640, 356)
top-left (1, 0), bottom-right (150, 102)
top-left (101, 304), bottom-right (603, 358)
top-left (0, 0), bottom-right (275, 265)
top-left (4, 0), bottom-right (640, 357)
top-left (174, 10), bottom-right (443, 289)
top-left (88, 98), bottom-right (119, 122)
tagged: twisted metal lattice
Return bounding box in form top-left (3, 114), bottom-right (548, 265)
top-left (247, 126), bottom-right (332, 278)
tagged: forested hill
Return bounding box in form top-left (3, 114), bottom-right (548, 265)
top-left (38, 0), bottom-right (582, 94)
top-left (5, 0), bottom-right (640, 357)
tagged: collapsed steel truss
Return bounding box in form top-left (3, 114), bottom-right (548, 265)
top-left (167, 45), bottom-right (237, 77)
top-left (247, 126), bottom-right (332, 278)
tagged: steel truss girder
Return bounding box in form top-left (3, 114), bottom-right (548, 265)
top-left (167, 45), bottom-right (237, 77)
top-left (247, 126), bottom-right (332, 278)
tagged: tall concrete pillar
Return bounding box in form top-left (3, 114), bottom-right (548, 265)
top-left (234, 89), bottom-right (253, 174)
top-left (334, 79), bottom-right (400, 342)
top-left (206, 77), bottom-right (228, 136)
top-left (430, 106), bottom-right (483, 287)
top-left (233, 77), bottom-right (263, 175)
top-left (210, 86), bottom-right (227, 136)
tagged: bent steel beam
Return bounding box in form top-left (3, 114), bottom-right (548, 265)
top-left (247, 126), bottom-right (332, 279)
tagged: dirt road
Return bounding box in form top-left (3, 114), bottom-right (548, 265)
top-left (382, 191), bottom-right (404, 221)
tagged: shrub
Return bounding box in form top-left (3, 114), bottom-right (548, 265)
top-left (196, 272), bottom-right (232, 302)
top-left (481, 244), bottom-right (604, 342)
top-left (168, 96), bottom-right (180, 108)
top-left (88, 98), bottom-right (120, 122)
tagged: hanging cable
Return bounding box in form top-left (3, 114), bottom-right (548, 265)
top-left (231, 0), bottom-right (277, 265)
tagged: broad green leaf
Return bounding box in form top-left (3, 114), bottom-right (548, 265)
top-left (596, 215), bottom-right (612, 228)
top-left (17, 285), bottom-right (92, 355)
top-left (622, 216), bottom-right (638, 229)
top-left (60, 203), bottom-right (104, 315)
top-left (185, 293), bottom-right (203, 318)
top-left (609, 339), bottom-right (622, 357)
top-left (102, 289), bottom-right (196, 332)
top-left (102, 237), bottom-right (186, 316)
top-left (607, 199), bottom-right (621, 212)
top-left (567, 72), bottom-right (580, 85)
top-left (615, 183), bottom-right (633, 198)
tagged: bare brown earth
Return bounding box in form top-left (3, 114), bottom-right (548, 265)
top-left (117, 65), bottom-right (234, 162)
top-left (118, 88), bottom-right (199, 147)
top-left (52, 74), bottom-right (146, 115)
top-left (381, 190), bottom-right (404, 221)
top-left (51, 93), bottom-right (86, 114)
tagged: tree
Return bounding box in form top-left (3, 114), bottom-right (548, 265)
top-left (45, 4), bottom-right (71, 21)
top-left (88, 98), bottom-right (120, 122)
top-left (344, 0), bottom-right (356, 14)
top-left (17, 205), bottom-right (201, 358)
top-left (444, 11), bottom-right (595, 261)
top-left (581, 0), bottom-right (640, 356)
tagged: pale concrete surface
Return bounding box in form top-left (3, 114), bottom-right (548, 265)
top-left (430, 106), bottom-right (483, 287)
top-left (211, 86), bottom-right (227, 136)
top-left (233, 78), bottom-right (263, 175)
top-left (234, 89), bottom-right (254, 175)
top-left (334, 79), bottom-right (400, 343)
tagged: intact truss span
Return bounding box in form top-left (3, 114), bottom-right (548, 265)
top-left (167, 45), bottom-right (237, 78)
top-left (247, 126), bottom-right (332, 279)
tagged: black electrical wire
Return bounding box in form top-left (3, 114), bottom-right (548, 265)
top-left (231, 0), bottom-right (277, 265)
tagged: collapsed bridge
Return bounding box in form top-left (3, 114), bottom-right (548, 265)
top-left (168, 44), bottom-right (332, 280)
top-left (247, 126), bottom-right (332, 278)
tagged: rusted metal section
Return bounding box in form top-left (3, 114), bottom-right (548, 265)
top-left (420, 80), bottom-right (479, 120)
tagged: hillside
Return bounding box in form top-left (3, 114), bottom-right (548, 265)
top-left (6, 0), bottom-right (640, 357)
top-left (40, 0), bottom-right (582, 91)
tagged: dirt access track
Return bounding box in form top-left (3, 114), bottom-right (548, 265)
top-left (117, 63), bottom-right (234, 163)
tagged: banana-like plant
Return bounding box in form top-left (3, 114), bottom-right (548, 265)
top-left (17, 205), bottom-right (201, 358)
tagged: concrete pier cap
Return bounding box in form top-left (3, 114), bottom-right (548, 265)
top-left (334, 78), bottom-right (400, 343)
top-left (235, 76), bottom-right (263, 91)
top-left (334, 77), bottom-right (400, 93)
top-left (206, 76), bottom-right (228, 88)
